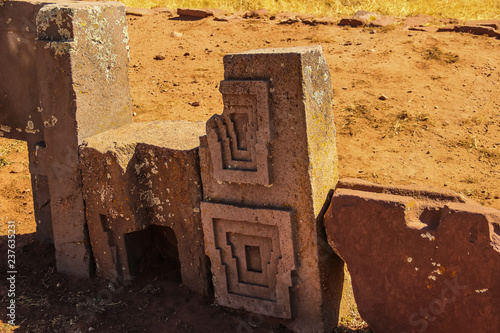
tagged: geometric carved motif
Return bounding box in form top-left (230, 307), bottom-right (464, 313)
top-left (200, 202), bottom-right (295, 319)
top-left (206, 80), bottom-right (271, 185)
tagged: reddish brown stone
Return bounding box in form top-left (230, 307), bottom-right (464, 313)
top-left (353, 10), bottom-right (380, 22)
top-left (370, 16), bottom-right (400, 27)
top-left (409, 26), bottom-right (439, 33)
top-left (243, 8), bottom-right (269, 19)
top-left (324, 179), bottom-right (500, 333)
top-left (403, 14), bottom-right (434, 27)
top-left (272, 12), bottom-right (312, 24)
top-left (80, 121), bottom-right (211, 296)
top-left (314, 17), bottom-right (337, 25)
top-left (437, 25), bottom-right (459, 32)
top-left (338, 18), bottom-right (365, 27)
top-left (34, 1), bottom-right (133, 277)
top-left (200, 46), bottom-right (342, 332)
top-left (214, 15), bottom-right (242, 22)
top-left (177, 8), bottom-right (214, 18)
top-left (457, 25), bottom-right (500, 37)
top-left (152, 7), bottom-right (175, 16)
top-left (1, 0), bottom-right (132, 277)
top-left (464, 20), bottom-right (500, 30)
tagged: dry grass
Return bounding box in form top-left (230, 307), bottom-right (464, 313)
top-left (121, 0), bottom-right (500, 20)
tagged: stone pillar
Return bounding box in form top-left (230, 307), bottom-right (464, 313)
top-left (0, 0), bottom-right (53, 242)
top-left (199, 46), bottom-right (343, 332)
top-left (33, 1), bottom-right (133, 277)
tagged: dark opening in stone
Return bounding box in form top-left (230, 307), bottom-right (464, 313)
top-left (125, 225), bottom-right (182, 283)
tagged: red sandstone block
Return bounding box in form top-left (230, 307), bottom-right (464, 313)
top-left (324, 179), bottom-right (500, 333)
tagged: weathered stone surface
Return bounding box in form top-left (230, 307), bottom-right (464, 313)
top-left (0, 0), bottom-right (132, 277)
top-left (464, 20), bottom-right (500, 30)
top-left (437, 25), bottom-right (459, 33)
top-left (314, 17), bottom-right (337, 25)
top-left (0, 0), bottom-right (52, 240)
top-left (243, 8), bottom-right (269, 19)
top-left (153, 7), bottom-right (175, 16)
top-left (200, 46), bottom-right (342, 332)
top-left (409, 26), bottom-right (438, 33)
top-left (338, 18), bottom-right (365, 27)
top-left (80, 121), bottom-right (211, 296)
top-left (325, 178), bottom-right (500, 333)
top-left (214, 15), bottom-right (242, 22)
top-left (272, 12), bottom-right (312, 24)
top-left (403, 14), bottom-right (434, 27)
top-left (437, 24), bottom-right (500, 37)
top-left (370, 16), bottom-right (400, 27)
top-left (353, 10), bottom-right (380, 22)
top-left (177, 8), bottom-right (214, 18)
top-left (457, 25), bottom-right (500, 37)
top-left (33, 1), bottom-right (133, 277)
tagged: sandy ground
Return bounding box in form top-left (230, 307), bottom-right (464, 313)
top-left (0, 12), bottom-right (499, 332)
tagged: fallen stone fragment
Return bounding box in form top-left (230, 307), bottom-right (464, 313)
top-left (437, 25), bottom-right (500, 38)
top-left (126, 7), bottom-right (156, 16)
top-left (153, 55), bottom-right (165, 60)
top-left (457, 25), bottom-right (500, 37)
top-left (272, 12), bottom-right (312, 24)
top-left (437, 25), bottom-right (459, 32)
top-left (409, 26), bottom-right (438, 33)
top-left (170, 31), bottom-right (182, 38)
top-left (314, 17), bottom-right (337, 25)
top-left (324, 178), bottom-right (500, 333)
top-left (353, 10), bottom-right (380, 22)
top-left (153, 7), bottom-right (175, 16)
top-left (464, 20), bottom-right (500, 30)
top-left (243, 8), bottom-right (269, 19)
top-left (214, 15), bottom-right (242, 22)
top-left (338, 18), bottom-right (364, 27)
top-left (378, 94), bottom-right (388, 100)
top-left (177, 8), bottom-right (214, 18)
top-left (403, 14), bottom-right (434, 27)
top-left (370, 16), bottom-right (400, 27)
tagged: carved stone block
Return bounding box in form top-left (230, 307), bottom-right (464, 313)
top-left (207, 80), bottom-right (271, 185)
top-left (200, 46), bottom-right (342, 332)
top-left (201, 202), bottom-right (294, 318)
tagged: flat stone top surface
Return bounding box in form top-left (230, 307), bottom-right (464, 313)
top-left (83, 120), bottom-right (206, 153)
top-left (229, 45), bottom-right (323, 55)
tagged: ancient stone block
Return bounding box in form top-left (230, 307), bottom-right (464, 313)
top-left (31, 1), bottom-right (133, 277)
top-left (80, 121), bottom-right (211, 296)
top-left (201, 202), bottom-right (294, 318)
top-left (206, 80), bottom-right (271, 185)
top-left (0, 0), bottom-right (132, 275)
top-left (200, 46), bottom-right (342, 332)
top-left (324, 178), bottom-right (500, 333)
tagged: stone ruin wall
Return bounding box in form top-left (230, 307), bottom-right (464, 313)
top-left (1, 1), bottom-right (499, 332)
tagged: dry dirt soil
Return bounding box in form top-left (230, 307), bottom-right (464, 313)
top-left (1, 11), bottom-right (499, 333)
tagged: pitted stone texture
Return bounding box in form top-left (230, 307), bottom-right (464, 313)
top-left (32, 1), bottom-right (133, 277)
top-left (80, 121), bottom-right (211, 296)
top-left (201, 202), bottom-right (294, 318)
top-left (200, 46), bottom-right (342, 332)
top-left (0, 1), bottom-right (132, 271)
top-left (325, 179), bottom-right (500, 333)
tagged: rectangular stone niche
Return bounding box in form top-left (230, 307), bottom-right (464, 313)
top-left (201, 201), bottom-right (295, 319)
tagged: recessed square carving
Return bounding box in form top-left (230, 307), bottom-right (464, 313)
top-left (206, 80), bottom-right (271, 185)
top-left (201, 202), bottom-right (295, 319)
